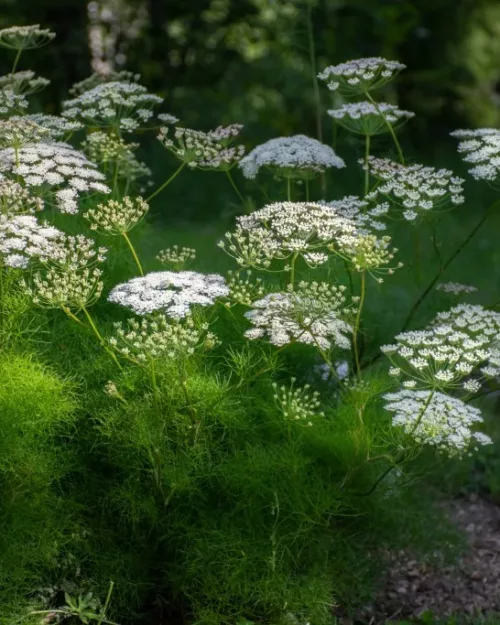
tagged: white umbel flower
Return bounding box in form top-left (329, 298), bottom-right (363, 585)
top-left (0, 214), bottom-right (63, 268)
top-left (384, 389), bottom-right (491, 455)
top-left (436, 282), bottom-right (477, 296)
top-left (325, 195), bottom-right (388, 232)
top-left (62, 80), bottom-right (163, 132)
top-left (239, 134), bottom-right (345, 180)
top-left (0, 179), bottom-right (43, 215)
top-left (328, 102), bottom-right (414, 136)
top-left (318, 57), bottom-right (406, 95)
top-left (0, 141), bottom-right (110, 214)
top-left (20, 114), bottom-right (83, 139)
top-left (244, 281), bottom-right (353, 350)
top-left (108, 270), bottom-right (229, 318)
top-left (451, 128), bottom-right (500, 182)
top-left (0, 25), bottom-right (55, 50)
top-left (273, 379), bottom-right (324, 425)
top-left (0, 71), bottom-right (50, 95)
top-left (364, 156), bottom-right (465, 220)
top-left (84, 196), bottom-right (149, 235)
top-left (0, 88), bottom-right (28, 116)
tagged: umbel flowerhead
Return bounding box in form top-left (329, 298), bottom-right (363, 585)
top-left (0, 141), bottom-right (110, 214)
top-left (244, 281), bottom-right (353, 351)
top-left (0, 71), bottom-right (50, 96)
top-left (219, 201), bottom-right (358, 270)
top-left (363, 157), bottom-right (465, 223)
top-left (328, 102), bottom-right (414, 136)
top-left (84, 196), bottom-right (149, 235)
top-left (158, 124), bottom-right (245, 170)
top-left (108, 270), bottom-right (229, 318)
top-left (383, 389), bottom-right (491, 456)
top-left (0, 214), bottom-right (63, 268)
top-left (0, 179), bottom-right (43, 215)
top-left (451, 128), bottom-right (500, 185)
top-left (273, 379), bottom-right (324, 427)
top-left (19, 114), bottom-right (83, 139)
top-left (108, 315), bottom-right (216, 364)
top-left (62, 80), bottom-right (163, 132)
top-left (0, 118), bottom-right (51, 149)
top-left (157, 245), bottom-right (196, 270)
top-left (24, 234), bottom-right (106, 310)
top-left (318, 57), bottom-right (406, 95)
top-left (239, 134), bottom-right (345, 181)
top-left (0, 25), bottom-right (55, 50)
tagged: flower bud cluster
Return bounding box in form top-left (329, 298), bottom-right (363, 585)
top-left (109, 315), bottom-right (216, 363)
top-left (82, 131), bottom-right (151, 183)
top-left (273, 379), bottom-right (324, 426)
top-left (156, 245), bottom-right (196, 270)
top-left (327, 102), bottom-right (414, 136)
top-left (239, 134), bottom-right (345, 180)
top-left (108, 270), bottom-right (229, 318)
top-left (0, 141), bottom-right (110, 214)
top-left (0, 118), bottom-right (51, 148)
top-left (384, 389), bottom-right (492, 456)
top-left (363, 157), bottom-right (465, 221)
top-left (226, 270), bottom-right (265, 306)
top-left (451, 128), bottom-right (500, 183)
top-left (158, 124), bottom-right (245, 170)
top-left (245, 281), bottom-right (353, 350)
top-left (62, 80), bottom-right (163, 132)
top-left (25, 234), bottom-right (106, 310)
top-left (84, 196), bottom-right (148, 235)
top-left (0, 179), bottom-right (44, 215)
top-left (318, 57), bottom-right (406, 95)
top-left (334, 232), bottom-right (401, 279)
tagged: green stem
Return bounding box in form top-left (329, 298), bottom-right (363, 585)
top-left (122, 231), bottom-right (144, 275)
top-left (97, 581), bottom-right (115, 625)
top-left (287, 177), bottom-right (292, 202)
top-left (401, 203), bottom-right (496, 332)
top-left (360, 389), bottom-right (435, 496)
top-left (11, 49), bottom-right (22, 74)
top-left (226, 169), bottom-right (245, 205)
top-left (365, 91), bottom-right (404, 164)
top-left (305, 179), bottom-right (310, 202)
top-left (364, 134), bottom-right (370, 196)
top-left (414, 227), bottom-right (422, 285)
top-left (146, 161), bottom-right (186, 203)
top-left (352, 271), bottom-right (366, 377)
top-left (81, 306), bottom-right (123, 370)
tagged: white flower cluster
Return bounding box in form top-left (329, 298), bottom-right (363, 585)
top-left (0, 214), bottom-right (62, 268)
top-left (0, 141), bottom-right (110, 214)
top-left (0, 118), bottom-right (50, 148)
top-left (239, 134), bottom-right (345, 180)
top-left (328, 102), bottom-right (414, 136)
top-left (108, 270), bottom-right (229, 318)
top-left (318, 57), bottom-right (406, 94)
top-left (431, 304), bottom-right (500, 378)
top-left (62, 80), bottom-right (163, 132)
top-left (382, 325), bottom-right (492, 391)
top-left (384, 389), bottom-right (492, 455)
top-left (451, 128), bottom-right (500, 183)
top-left (0, 88), bottom-right (28, 116)
top-left (157, 112), bottom-right (179, 125)
top-left (226, 270), bottom-right (265, 306)
top-left (436, 282), bottom-right (477, 296)
top-left (364, 157), bottom-right (465, 221)
top-left (245, 281), bottom-right (352, 350)
top-left (0, 25), bottom-right (55, 50)
top-left (157, 245), bottom-right (196, 270)
top-left (325, 195), bottom-right (388, 232)
top-left (82, 131), bottom-right (151, 184)
top-left (0, 179), bottom-right (43, 215)
top-left (159, 124), bottom-right (245, 170)
top-left (20, 114), bottom-right (83, 138)
top-left (84, 196), bottom-right (148, 235)
top-left (25, 234), bottom-right (106, 310)
top-left (109, 315), bottom-right (216, 363)
top-left (219, 201), bottom-right (356, 269)
top-left (337, 232), bottom-right (400, 278)
top-left (0, 71), bottom-right (50, 95)
top-left (273, 379), bottom-right (324, 426)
